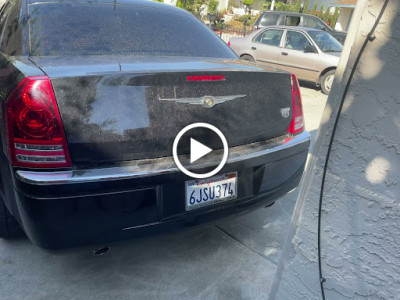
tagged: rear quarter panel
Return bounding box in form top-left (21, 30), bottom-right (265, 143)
top-left (0, 55), bottom-right (44, 214)
top-left (316, 52), bottom-right (340, 78)
top-left (229, 34), bottom-right (256, 58)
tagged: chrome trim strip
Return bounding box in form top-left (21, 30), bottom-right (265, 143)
top-left (16, 131), bottom-right (310, 185)
top-left (15, 143), bottom-right (64, 152)
top-left (16, 154), bottom-right (66, 163)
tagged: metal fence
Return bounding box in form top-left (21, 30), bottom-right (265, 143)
top-left (207, 23), bottom-right (253, 44)
top-left (216, 25), bottom-right (252, 43)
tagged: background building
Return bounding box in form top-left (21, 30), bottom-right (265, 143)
top-left (331, 0), bottom-right (357, 31)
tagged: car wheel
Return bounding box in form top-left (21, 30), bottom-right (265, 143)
top-left (241, 55), bottom-right (255, 62)
top-left (321, 70), bottom-right (336, 95)
top-left (0, 196), bottom-right (21, 238)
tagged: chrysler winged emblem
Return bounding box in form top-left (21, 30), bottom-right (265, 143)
top-left (159, 95), bottom-right (247, 108)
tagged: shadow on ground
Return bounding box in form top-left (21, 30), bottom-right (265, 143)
top-left (298, 80), bottom-right (322, 92)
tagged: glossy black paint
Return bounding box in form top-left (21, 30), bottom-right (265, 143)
top-left (13, 142), bottom-right (308, 249)
top-left (31, 56), bottom-right (293, 167)
top-left (0, 0), bottom-right (310, 249)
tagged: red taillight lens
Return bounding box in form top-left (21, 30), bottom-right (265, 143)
top-left (16, 108), bottom-right (55, 138)
top-left (228, 41), bottom-right (231, 46)
top-left (287, 74), bottom-right (304, 135)
top-left (5, 76), bottom-right (72, 168)
top-left (186, 75), bottom-right (226, 81)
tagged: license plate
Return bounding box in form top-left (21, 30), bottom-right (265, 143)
top-left (185, 172), bottom-right (237, 211)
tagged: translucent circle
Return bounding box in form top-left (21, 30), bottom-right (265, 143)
top-left (172, 123), bottom-right (228, 179)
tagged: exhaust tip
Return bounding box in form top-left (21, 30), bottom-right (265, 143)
top-left (93, 246), bottom-right (110, 256)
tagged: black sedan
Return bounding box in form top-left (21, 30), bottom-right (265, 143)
top-left (0, 0), bottom-right (310, 249)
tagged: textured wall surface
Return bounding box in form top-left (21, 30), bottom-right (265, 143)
top-left (270, 1), bottom-right (400, 299)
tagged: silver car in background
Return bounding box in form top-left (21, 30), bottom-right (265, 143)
top-left (229, 26), bottom-right (343, 94)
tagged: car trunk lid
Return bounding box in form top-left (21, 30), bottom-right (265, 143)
top-left (30, 56), bottom-right (294, 168)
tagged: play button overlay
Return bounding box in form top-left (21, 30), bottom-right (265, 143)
top-left (173, 123), bottom-right (228, 179)
top-left (190, 138), bottom-right (212, 163)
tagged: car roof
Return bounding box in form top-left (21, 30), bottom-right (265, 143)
top-left (259, 11), bottom-right (322, 18)
top-left (259, 25), bottom-right (325, 33)
top-left (28, 0), bottom-right (161, 3)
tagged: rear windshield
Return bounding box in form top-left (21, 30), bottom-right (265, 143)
top-left (28, 2), bottom-right (236, 58)
top-left (258, 13), bottom-right (280, 26)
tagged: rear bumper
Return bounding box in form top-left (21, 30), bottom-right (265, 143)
top-left (12, 132), bottom-right (310, 249)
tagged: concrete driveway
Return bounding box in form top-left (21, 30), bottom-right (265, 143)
top-left (0, 85), bottom-right (327, 300)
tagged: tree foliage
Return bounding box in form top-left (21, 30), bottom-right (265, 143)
top-left (293, 0), bottom-right (302, 12)
top-left (208, 0), bottom-right (219, 13)
top-left (311, 0), bottom-right (318, 15)
top-left (177, 0), bottom-right (209, 17)
top-left (332, 7), bottom-right (340, 28)
top-left (274, 2), bottom-right (287, 11)
top-left (228, 0), bottom-right (238, 8)
top-left (304, 0), bottom-right (310, 11)
top-left (323, 6), bottom-right (331, 22)
top-left (242, 0), bottom-right (254, 14)
top-left (318, 3), bottom-right (324, 18)
top-left (242, 0), bottom-right (254, 6)
top-left (262, 1), bottom-right (271, 10)
top-left (274, 0), bottom-right (306, 13)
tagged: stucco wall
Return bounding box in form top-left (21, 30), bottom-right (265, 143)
top-left (163, 0), bottom-right (178, 6)
top-left (270, 0), bottom-right (400, 299)
top-left (335, 7), bottom-right (354, 31)
top-left (218, 0), bottom-right (228, 12)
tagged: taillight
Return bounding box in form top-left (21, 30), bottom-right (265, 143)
top-left (5, 76), bottom-right (72, 168)
top-left (186, 75), bottom-right (225, 81)
top-left (228, 41), bottom-right (231, 46)
top-left (287, 74), bottom-right (304, 135)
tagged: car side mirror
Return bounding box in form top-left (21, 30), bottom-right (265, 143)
top-left (304, 45), bottom-right (317, 53)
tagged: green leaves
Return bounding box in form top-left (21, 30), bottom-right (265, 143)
top-left (304, 0), bottom-right (310, 11)
top-left (318, 3), bottom-right (324, 18)
top-left (242, 0), bottom-right (254, 6)
top-left (312, 0), bottom-right (318, 15)
top-left (208, 0), bottom-right (219, 13)
top-left (177, 0), bottom-right (209, 17)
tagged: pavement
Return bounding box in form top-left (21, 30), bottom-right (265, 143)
top-left (0, 85), bottom-right (327, 300)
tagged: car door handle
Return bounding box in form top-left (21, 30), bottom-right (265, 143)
top-left (251, 47), bottom-right (257, 50)
top-left (281, 52), bottom-right (288, 56)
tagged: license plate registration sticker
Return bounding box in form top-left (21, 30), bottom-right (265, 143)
top-left (185, 172), bottom-right (237, 211)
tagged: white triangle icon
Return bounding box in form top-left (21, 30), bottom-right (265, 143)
top-left (190, 138), bottom-right (212, 163)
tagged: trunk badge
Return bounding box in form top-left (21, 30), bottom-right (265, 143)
top-left (159, 95), bottom-right (246, 108)
top-left (202, 97), bottom-right (215, 108)
top-left (280, 107), bottom-right (290, 118)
